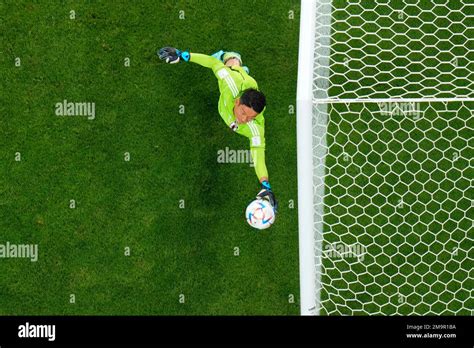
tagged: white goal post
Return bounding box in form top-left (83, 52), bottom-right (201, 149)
top-left (296, 0), bottom-right (318, 316)
top-left (297, 0), bottom-right (473, 316)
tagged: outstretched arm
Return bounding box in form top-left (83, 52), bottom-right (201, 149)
top-left (158, 47), bottom-right (224, 72)
top-left (251, 145), bottom-right (277, 211)
top-left (251, 147), bottom-right (269, 183)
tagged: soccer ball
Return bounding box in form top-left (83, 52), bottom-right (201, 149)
top-left (246, 199), bottom-right (276, 230)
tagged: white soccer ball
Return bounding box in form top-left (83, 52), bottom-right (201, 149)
top-left (246, 199), bottom-right (276, 230)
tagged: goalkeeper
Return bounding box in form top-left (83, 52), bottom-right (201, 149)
top-left (158, 47), bottom-right (277, 210)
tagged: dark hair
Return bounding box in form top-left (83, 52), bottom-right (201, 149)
top-left (240, 88), bottom-right (266, 113)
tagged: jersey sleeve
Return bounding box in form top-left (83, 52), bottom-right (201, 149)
top-left (238, 120), bottom-right (268, 181)
top-left (189, 53), bottom-right (225, 74)
top-left (251, 147), bottom-right (269, 181)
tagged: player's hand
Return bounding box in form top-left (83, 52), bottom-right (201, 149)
top-left (257, 181), bottom-right (278, 212)
top-left (158, 47), bottom-right (190, 64)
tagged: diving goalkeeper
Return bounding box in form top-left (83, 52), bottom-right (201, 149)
top-left (158, 47), bottom-right (277, 210)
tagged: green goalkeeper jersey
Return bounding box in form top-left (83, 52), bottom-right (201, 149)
top-left (189, 53), bottom-right (268, 180)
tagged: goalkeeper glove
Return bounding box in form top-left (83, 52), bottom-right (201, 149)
top-left (158, 47), bottom-right (190, 64)
top-left (257, 180), bottom-right (278, 212)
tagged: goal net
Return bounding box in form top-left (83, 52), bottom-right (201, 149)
top-left (297, 0), bottom-right (473, 315)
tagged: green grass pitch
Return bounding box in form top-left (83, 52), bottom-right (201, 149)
top-left (0, 1), bottom-right (301, 315)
